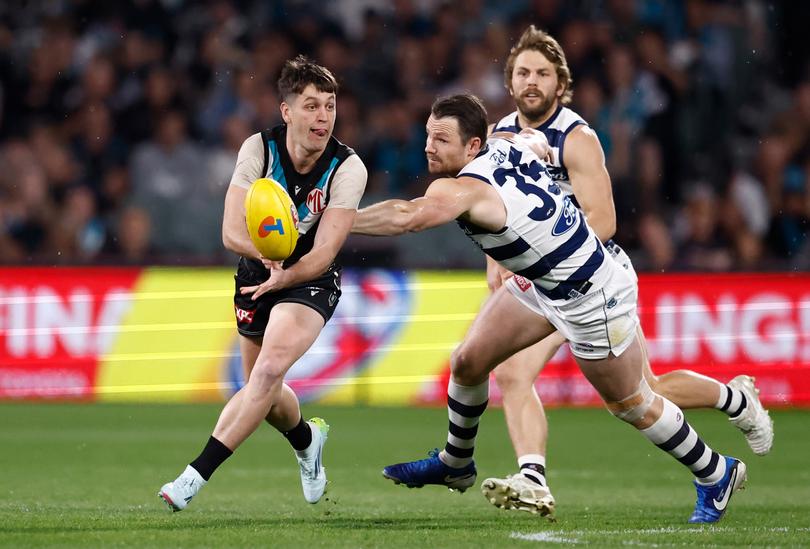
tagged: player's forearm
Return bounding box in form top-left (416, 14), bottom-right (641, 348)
top-left (222, 227), bottom-right (261, 260)
top-left (583, 208), bottom-right (616, 243)
top-left (352, 200), bottom-right (414, 236)
top-left (282, 244), bottom-right (340, 287)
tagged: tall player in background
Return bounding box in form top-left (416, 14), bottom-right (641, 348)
top-left (353, 94), bottom-right (747, 524)
top-left (158, 56), bottom-right (367, 511)
top-left (480, 26), bottom-right (773, 515)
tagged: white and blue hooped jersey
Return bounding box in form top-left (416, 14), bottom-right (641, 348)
top-left (492, 105), bottom-right (586, 201)
top-left (457, 136), bottom-right (611, 303)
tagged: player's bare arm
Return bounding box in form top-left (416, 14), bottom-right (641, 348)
top-left (486, 255), bottom-right (515, 291)
top-left (353, 177), bottom-right (503, 236)
top-left (222, 184), bottom-right (261, 260)
top-left (223, 133), bottom-right (264, 259)
top-left (565, 125), bottom-right (616, 242)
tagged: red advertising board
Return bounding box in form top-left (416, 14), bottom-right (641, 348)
top-left (0, 268), bottom-right (140, 399)
top-left (1, 269), bottom-right (808, 406)
top-left (486, 273), bottom-right (810, 407)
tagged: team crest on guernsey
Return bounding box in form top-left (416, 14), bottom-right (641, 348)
top-left (307, 188), bottom-right (325, 214)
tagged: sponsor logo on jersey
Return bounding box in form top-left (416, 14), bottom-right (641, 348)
top-left (307, 188), bottom-right (325, 214)
top-left (551, 197), bottom-right (578, 237)
top-left (258, 216), bottom-right (284, 237)
top-left (234, 306), bottom-right (254, 323)
top-left (489, 149), bottom-right (507, 165)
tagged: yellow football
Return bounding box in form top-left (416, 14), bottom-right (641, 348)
top-left (244, 178), bottom-right (299, 260)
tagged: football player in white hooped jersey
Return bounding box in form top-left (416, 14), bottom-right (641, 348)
top-left (480, 26), bottom-right (772, 517)
top-left (352, 93), bottom-right (746, 524)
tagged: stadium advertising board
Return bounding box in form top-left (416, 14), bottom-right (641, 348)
top-left (0, 268), bottom-right (807, 405)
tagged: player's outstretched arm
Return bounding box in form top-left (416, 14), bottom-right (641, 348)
top-left (352, 178), bottom-right (479, 236)
top-left (222, 184), bottom-right (261, 260)
top-left (566, 126), bottom-right (616, 242)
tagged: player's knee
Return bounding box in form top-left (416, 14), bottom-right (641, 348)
top-left (605, 378), bottom-right (658, 426)
top-left (250, 357), bottom-right (287, 386)
top-left (493, 362), bottom-right (525, 393)
top-left (450, 346), bottom-right (488, 385)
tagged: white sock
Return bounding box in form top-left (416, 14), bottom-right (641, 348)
top-left (518, 454), bottom-right (547, 486)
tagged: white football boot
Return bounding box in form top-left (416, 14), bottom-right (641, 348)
top-left (158, 465), bottom-right (206, 512)
top-left (727, 375), bottom-right (774, 456)
top-left (295, 417), bottom-right (330, 504)
top-left (481, 473), bottom-right (556, 519)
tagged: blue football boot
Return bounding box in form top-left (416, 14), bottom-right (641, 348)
top-left (382, 449), bottom-right (477, 492)
top-left (688, 456), bottom-right (747, 523)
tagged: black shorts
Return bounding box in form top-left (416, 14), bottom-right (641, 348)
top-left (233, 258), bottom-right (342, 337)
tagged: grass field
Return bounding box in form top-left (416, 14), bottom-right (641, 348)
top-left (0, 403), bottom-right (808, 547)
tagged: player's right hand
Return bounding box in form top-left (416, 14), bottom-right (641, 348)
top-left (518, 128), bottom-right (553, 162)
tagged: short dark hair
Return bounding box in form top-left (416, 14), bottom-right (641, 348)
top-left (430, 94), bottom-right (488, 144)
top-left (277, 55), bottom-right (338, 100)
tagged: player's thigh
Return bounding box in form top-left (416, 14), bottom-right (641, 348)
top-left (458, 285), bottom-right (556, 371)
top-left (493, 330), bottom-right (566, 384)
top-left (239, 334), bottom-right (262, 379)
top-left (573, 335), bottom-right (645, 402)
top-left (255, 302), bottom-right (326, 377)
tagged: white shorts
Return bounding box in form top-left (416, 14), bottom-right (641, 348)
top-left (605, 240), bottom-right (638, 284)
top-left (506, 262), bottom-right (640, 360)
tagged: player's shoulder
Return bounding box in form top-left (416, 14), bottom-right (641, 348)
top-left (334, 152), bottom-right (368, 182)
top-left (458, 142), bottom-right (507, 181)
top-left (240, 131), bottom-right (264, 150)
top-left (550, 106), bottom-right (587, 132)
top-left (492, 111), bottom-right (520, 132)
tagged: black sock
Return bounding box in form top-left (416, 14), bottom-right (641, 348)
top-left (282, 417), bottom-right (312, 451)
top-left (189, 436), bottom-right (233, 481)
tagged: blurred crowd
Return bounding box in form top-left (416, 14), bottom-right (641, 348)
top-left (0, 0), bottom-right (808, 270)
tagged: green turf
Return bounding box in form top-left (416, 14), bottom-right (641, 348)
top-left (0, 403), bottom-right (807, 547)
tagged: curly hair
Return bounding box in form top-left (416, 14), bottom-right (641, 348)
top-left (503, 26), bottom-right (573, 105)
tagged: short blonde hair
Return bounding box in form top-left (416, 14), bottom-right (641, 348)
top-left (504, 26), bottom-right (573, 105)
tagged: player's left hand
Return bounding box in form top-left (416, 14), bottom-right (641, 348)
top-left (240, 260), bottom-right (292, 300)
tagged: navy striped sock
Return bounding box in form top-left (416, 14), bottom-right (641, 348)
top-left (641, 398), bottom-right (726, 484)
top-left (716, 385), bottom-right (748, 418)
top-left (443, 379), bottom-right (488, 468)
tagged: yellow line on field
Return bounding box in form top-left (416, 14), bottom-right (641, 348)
top-left (4, 312), bottom-right (478, 336)
top-left (103, 342), bottom-right (458, 363)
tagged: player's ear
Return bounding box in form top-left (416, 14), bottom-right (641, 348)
top-left (280, 101), bottom-right (291, 124)
top-left (466, 136), bottom-right (482, 155)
